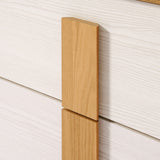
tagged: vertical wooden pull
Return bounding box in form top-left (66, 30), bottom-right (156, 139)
top-left (62, 17), bottom-right (99, 120)
top-left (62, 17), bottom-right (99, 160)
top-left (62, 109), bottom-right (98, 160)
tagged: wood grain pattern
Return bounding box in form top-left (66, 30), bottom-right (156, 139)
top-left (0, 0), bottom-right (160, 139)
top-left (0, 77), bottom-right (160, 160)
top-left (140, 0), bottom-right (160, 4)
top-left (0, 78), bottom-right (62, 160)
top-left (99, 118), bottom-right (160, 160)
top-left (62, 18), bottom-right (99, 120)
top-left (62, 109), bottom-right (98, 160)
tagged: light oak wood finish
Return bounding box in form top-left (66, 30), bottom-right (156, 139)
top-left (62, 18), bottom-right (99, 120)
top-left (62, 109), bottom-right (98, 160)
top-left (140, 0), bottom-right (160, 4)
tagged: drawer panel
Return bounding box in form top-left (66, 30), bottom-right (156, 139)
top-left (99, 118), bottom-right (160, 160)
top-left (0, 78), bottom-right (160, 160)
top-left (0, 78), bottom-right (61, 160)
top-left (0, 0), bottom-right (160, 139)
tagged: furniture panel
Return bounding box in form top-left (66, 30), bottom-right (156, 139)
top-left (0, 78), bottom-right (160, 160)
top-left (0, 78), bottom-right (61, 160)
top-left (0, 0), bottom-right (160, 138)
top-left (99, 118), bottom-right (160, 160)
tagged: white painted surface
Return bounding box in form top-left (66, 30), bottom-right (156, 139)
top-left (0, 78), bottom-right (160, 160)
top-left (99, 118), bottom-right (160, 160)
top-left (0, 0), bottom-right (160, 138)
top-left (0, 78), bottom-right (61, 160)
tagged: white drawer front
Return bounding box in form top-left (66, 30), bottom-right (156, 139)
top-left (0, 78), bottom-right (61, 160)
top-left (0, 78), bottom-right (160, 160)
top-left (99, 118), bottom-right (160, 160)
top-left (0, 0), bottom-right (160, 139)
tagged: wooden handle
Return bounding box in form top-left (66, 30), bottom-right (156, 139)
top-left (62, 17), bottom-right (99, 160)
top-left (62, 109), bottom-right (98, 160)
top-left (62, 17), bottom-right (99, 120)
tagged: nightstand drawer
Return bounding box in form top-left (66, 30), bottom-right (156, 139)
top-left (0, 78), bottom-right (159, 160)
top-left (0, 0), bottom-right (159, 139)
